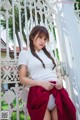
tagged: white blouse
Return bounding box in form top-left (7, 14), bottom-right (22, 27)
top-left (18, 49), bottom-right (58, 82)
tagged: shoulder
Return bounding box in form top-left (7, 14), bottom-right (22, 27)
top-left (18, 50), bottom-right (27, 60)
top-left (18, 49), bottom-right (33, 60)
top-left (18, 50), bottom-right (30, 66)
top-left (19, 50), bottom-right (31, 57)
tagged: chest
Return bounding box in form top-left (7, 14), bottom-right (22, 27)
top-left (27, 52), bottom-right (53, 71)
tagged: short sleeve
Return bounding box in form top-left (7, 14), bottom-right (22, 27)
top-left (18, 50), bottom-right (28, 66)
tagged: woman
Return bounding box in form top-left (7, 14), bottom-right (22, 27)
top-left (18, 25), bottom-right (76, 120)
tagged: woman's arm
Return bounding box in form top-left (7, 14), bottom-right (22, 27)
top-left (18, 65), bottom-right (41, 87)
top-left (18, 65), bottom-right (54, 90)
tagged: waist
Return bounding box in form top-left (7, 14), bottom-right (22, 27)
top-left (31, 74), bottom-right (58, 81)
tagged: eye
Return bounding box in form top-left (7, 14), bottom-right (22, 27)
top-left (44, 37), bottom-right (47, 41)
top-left (39, 35), bottom-right (42, 39)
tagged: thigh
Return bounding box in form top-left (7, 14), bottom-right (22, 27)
top-left (51, 106), bottom-right (58, 120)
top-left (43, 109), bottom-right (51, 120)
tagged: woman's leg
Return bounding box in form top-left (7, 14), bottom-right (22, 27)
top-left (51, 106), bottom-right (58, 120)
top-left (43, 109), bottom-right (51, 120)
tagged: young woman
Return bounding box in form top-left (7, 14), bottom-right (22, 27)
top-left (18, 26), bottom-right (76, 120)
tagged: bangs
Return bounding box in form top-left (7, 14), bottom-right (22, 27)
top-left (37, 29), bottom-right (49, 41)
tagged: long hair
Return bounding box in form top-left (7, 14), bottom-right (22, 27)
top-left (29, 25), bottom-right (56, 69)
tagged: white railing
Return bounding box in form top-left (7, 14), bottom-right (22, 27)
top-left (0, 0), bottom-right (57, 119)
top-left (74, 1), bottom-right (80, 21)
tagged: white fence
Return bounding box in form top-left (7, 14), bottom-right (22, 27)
top-left (0, 0), bottom-right (58, 120)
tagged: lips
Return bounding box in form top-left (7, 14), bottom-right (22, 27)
top-left (39, 44), bottom-right (44, 47)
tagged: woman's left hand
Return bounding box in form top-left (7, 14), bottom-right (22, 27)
top-left (55, 81), bottom-right (63, 90)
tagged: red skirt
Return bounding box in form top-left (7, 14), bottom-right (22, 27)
top-left (27, 86), bottom-right (76, 120)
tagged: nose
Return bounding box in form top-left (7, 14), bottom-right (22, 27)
top-left (41, 38), bottom-right (45, 43)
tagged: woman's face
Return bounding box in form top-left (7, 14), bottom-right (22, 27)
top-left (33, 33), bottom-right (47, 51)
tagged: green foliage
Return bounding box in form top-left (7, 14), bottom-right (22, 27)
top-left (76, 0), bottom-right (80, 2)
top-left (53, 27), bottom-right (56, 40)
top-left (1, 99), bottom-right (30, 120)
top-left (56, 48), bottom-right (60, 60)
top-left (11, 111), bottom-right (30, 120)
top-left (52, 49), bottom-right (60, 60)
top-left (74, 0), bottom-right (80, 10)
top-left (1, 19), bottom-right (6, 28)
top-left (1, 100), bottom-right (8, 110)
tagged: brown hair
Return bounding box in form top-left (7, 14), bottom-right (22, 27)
top-left (29, 25), bottom-right (56, 69)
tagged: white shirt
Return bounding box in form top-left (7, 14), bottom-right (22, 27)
top-left (18, 49), bottom-right (58, 82)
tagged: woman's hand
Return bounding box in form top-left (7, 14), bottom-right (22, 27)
top-left (55, 81), bottom-right (63, 90)
top-left (39, 81), bottom-right (54, 91)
